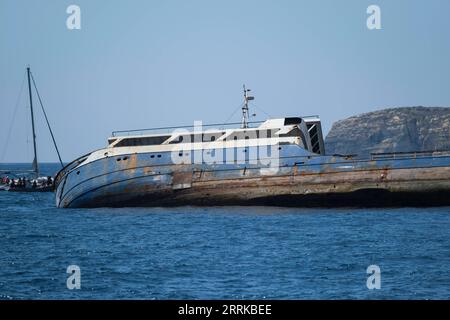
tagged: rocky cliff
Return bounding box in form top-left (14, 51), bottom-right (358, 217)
top-left (324, 107), bottom-right (450, 156)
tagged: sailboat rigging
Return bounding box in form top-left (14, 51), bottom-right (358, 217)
top-left (0, 67), bottom-right (63, 192)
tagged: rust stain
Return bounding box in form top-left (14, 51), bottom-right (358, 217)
top-left (128, 153), bottom-right (138, 175)
top-left (172, 171), bottom-right (192, 190)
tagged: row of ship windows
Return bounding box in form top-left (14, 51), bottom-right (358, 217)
top-left (116, 147), bottom-right (284, 161)
top-left (77, 146), bottom-right (285, 175)
top-left (113, 130), bottom-right (282, 147)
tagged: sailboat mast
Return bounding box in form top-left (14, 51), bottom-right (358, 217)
top-left (27, 66), bottom-right (39, 178)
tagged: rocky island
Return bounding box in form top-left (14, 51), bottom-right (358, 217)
top-left (325, 107), bottom-right (450, 157)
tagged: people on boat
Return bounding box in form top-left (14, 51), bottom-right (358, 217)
top-left (2, 175), bottom-right (54, 190)
top-left (1, 176), bottom-right (10, 185)
top-left (10, 177), bottom-right (28, 188)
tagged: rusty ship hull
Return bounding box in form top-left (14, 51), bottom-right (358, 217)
top-left (55, 147), bottom-right (450, 208)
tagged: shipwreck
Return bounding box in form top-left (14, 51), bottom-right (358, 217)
top-left (55, 87), bottom-right (450, 208)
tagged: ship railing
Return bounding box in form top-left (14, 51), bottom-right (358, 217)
top-left (111, 115), bottom-right (322, 137)
top-left (370, 150), bottom-right (450, 160)
top-left (54, 153), bottom-right (90, 186)
top-left (111, 121), bottom-right (266, 137)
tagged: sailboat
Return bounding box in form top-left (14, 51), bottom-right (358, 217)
top-left (0, 67), bottom-right (63, 192)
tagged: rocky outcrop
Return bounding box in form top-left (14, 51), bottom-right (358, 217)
top-left (325, 107), bottom-right (450, 156)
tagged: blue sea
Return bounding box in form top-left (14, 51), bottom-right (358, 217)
top-left (0, 163), bottom-right (450, 300)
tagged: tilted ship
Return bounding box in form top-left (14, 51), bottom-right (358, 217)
top-left (55, 87), bottom-right (450, 208)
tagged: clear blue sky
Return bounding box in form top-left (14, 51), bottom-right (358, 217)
top-left (1, 0), bottom-right (450, 162)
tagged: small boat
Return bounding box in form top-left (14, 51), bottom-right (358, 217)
top-left (54, 86), bottom-right (450, 208)
top-left (0, 67), bottom-right (63, 192)
top-left (8, 185), bottom-right (53, 192)
top-left (2, 175), bottom-right (54, 192)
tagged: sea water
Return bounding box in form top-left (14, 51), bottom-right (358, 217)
top-left (0, 163), bottom-right (449, 299)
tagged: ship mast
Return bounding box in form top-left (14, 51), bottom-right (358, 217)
top-left (241, 84), bottom-right (254, 129)
top-left (27, 66), bottom-right (39, 178)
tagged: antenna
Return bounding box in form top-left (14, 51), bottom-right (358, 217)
top-left (241, 84), bottom-right (254, 129)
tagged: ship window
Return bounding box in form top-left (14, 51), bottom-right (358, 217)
top-left (115, 135), bottom-right (170, 147)
top-left (169, 132), bottom-right (224, 144)
top-left (150, 155), bottom-right (155, 158)
top-left (257, 129), bottom-right (274, 138)
top-left (228, 130), bottom-right (274, 140)
top-left (123, 156), bottom-right (128, 160)
top-left (157, 154), bottom-right (162, 158)
top-left (116, 158), bottom-right (121, 162)
top-left (203, 132), bottom-right (224, 142)
top-left (170, 136), bottom-right (184, 144)
top-left (169, 135), bottom-right (191, 144)
top-left (284, 117), bottom-right (302, 125)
